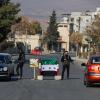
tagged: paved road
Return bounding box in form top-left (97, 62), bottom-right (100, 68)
top-left (0, 54), bottom-right (100, 100)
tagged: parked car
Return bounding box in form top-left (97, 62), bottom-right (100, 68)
top-left (0, 53), bottom-right (14, 79)
top-left (39, 58), bottom-right (59, 76)
top-left (81, 54), bottom-right (100, 87)
top-left (31, 47), bottom-right (43, 55)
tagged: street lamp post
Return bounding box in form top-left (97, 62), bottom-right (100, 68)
top-left (25, 28), bottom-right (28, 53)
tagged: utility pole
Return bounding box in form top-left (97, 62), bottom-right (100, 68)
top-left (25, 28), bottom-right (28, 53)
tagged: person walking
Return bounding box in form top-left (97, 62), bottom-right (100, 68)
top-left (16, 46), bottom-right (25, 79)
top-left (61, 51), bottom-right (73, 80)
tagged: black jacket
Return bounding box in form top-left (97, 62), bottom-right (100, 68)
top-left (61, 54), bottom-right (73, 65)
top-left (18, 50), bottom-right (25, 63)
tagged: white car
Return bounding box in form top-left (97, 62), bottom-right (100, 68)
top-left (39, 58), bottom-right (59, 76)
top-left (0, 53), bottom-right (14, 79)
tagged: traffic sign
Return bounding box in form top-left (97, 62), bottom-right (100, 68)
top-left (30, 58), bottom-right (39, 68)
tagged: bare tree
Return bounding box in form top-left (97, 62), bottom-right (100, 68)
top-left (70, 32), bottom-right (83, 56)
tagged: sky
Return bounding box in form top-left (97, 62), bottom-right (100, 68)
top-left (11, 0), bottom-right (100, 22)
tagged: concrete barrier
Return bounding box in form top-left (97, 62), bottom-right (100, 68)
top-left (54, 75), bottom-right (61, 80)
top-left (37, 75), bottom-right (43, 80)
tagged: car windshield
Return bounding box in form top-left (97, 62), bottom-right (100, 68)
top-left (34, 47), bottom-right (44, 51)
top-left (0, 55), bottom-right (6, 63)
top-left (0, 55), bottom-right (11, 64)
top-left (91, 56), bottom-right (100, 64)
top-left (5, 55), bottom-right (12, 63)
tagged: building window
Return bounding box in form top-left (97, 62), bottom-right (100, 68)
top-left (71, 18), bottom-right (74, 22)
top-left (64, 25), bottom-right (67, 27)
top-left (86, 26), bottom-right (89, 28)
top-left (86, 19), bottom-right (89, 22)
top-left (69, 23), bottom-right (74, 33)
top-left (58, 25), bottom-right (63, 27)
top-left (67, 19), bottom-right (69, 22)
top-left (76, 25), bottom-right (79, 27)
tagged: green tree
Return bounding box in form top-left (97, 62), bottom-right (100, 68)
top-left (70, 32), bottom-right (83, 56)
top-left (46, 10), bottom-right (59, 50)
top-left (0, 0), bottom-right (20, 42)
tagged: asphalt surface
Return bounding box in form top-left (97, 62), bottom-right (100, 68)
top-left (0, 54), bottom-right (100, 100)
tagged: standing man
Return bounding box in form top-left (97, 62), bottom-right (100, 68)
top-left (61, 51), bottom-right (73, 80)
top-left (16, 45), bottom-right (25, 79)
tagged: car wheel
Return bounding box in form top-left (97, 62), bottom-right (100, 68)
top-left (83, 76), bottom-right (86, 85)
top-left (84, 80), bottom-right (86, 85)
top-left (11, 69), bottom-right (14, 76)
top-left (85, 80), bottom-right (92, 87)
top-left (7, 75), bottom-right (11, 81)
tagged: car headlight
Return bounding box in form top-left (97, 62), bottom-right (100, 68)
top-left (3, 67), bottom-right (8, 71)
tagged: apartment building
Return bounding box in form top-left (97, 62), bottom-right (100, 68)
top-left (58, 7), bottom-right (100, 53)
top-left (62, 7), bottom-right (100, 34)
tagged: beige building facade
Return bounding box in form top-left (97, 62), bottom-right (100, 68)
top-left (14, 34), bottom-right (41, 51)
top-left (58, 17), bottom-right (70, 51)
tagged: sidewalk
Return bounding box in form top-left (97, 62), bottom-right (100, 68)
top-left (72, 57), bottom-right (88, 63)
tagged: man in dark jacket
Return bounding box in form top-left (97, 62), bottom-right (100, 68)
top-left (61, 51), bottom-right (73, 80)
top-left (16, 47), bottom-right (25, 79)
